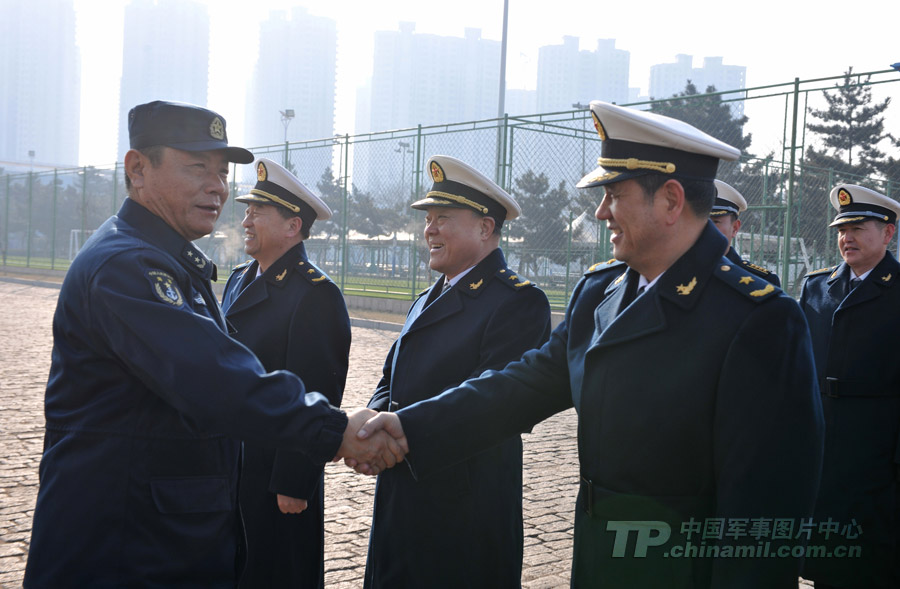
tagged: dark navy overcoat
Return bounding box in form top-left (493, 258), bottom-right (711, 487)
top-left (397, 223), bottom-right (824, 588)
top-left (222, 242), bottom-right (351, 589)
top-left (364, 247), bottom-right (551, 588)
top-left (799, 252), bottom-right (900, 587)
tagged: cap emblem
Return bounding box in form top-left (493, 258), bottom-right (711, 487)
top-left (431, 161), bottom-right (445, 183)
top-left (838, 188), bottom-right (852, 206)
top-left (675, 276), bottom-right (697, 295)
top-left (209, 117), bottom-right (225, 140)
top-left (257, 161), bottom-right (268, 182)
top-left (591, 110), bottom-right (606, 140)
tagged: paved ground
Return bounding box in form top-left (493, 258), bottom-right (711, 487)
top-left (0, 280), bottom-right (578, 588)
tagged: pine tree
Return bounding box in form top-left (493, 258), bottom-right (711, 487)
top-left (806, 68), bottom-right (893, 179)
top-left (509, 170), bottom-right (572, 276)
top-left (649, 82), bottom-right (752, 156)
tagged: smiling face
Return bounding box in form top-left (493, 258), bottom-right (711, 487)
top-left (241, 203), bottom-right (301, 271)
top-left (128, 147), bottom-right (231, 241)
top-left (594, 179), bottom-right (667, 275)
top-left (423, 206), bottom-right (493, 280)
top-left (837, 219), bottom-right (895, 275)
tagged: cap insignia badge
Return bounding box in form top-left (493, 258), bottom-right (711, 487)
top-left (431, 161), bottom-right (445, 183)
top-left (209, 117), bottom-right (225, 140)
top-left (275, 269), bottom-right (287, 281)
top-left (676, 276), bottom-right (697, 295)
top-left (838, 188), bottom-right (852, 206)
top-left (257, 161), bottom-right (267, 182)
top-left (591, 110), bottom-right (606, 140)
top-left (739, 276), bottom-right (754, 285)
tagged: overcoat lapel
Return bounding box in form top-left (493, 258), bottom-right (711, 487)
top-left (837, 254), bottom-right (898, 313)
top-left (225, 261), bottom-right (270, 316)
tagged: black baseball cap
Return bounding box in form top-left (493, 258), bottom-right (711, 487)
top-left (128, 100), bottom-right (253, 164)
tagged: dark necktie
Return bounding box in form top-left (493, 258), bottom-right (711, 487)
top-left (849, 277), bottom-right (861, 291)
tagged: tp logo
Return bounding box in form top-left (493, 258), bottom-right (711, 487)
top-left (607, 521), bottom-right (671, 557)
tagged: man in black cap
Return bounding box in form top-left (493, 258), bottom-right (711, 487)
top-left (24, 100), bottom-right (404, 587)
top-left (221, 158), bottom-right (351, 589)
top-left (711, 179), bottom-right (780, 286)
top-left (800, 184), bottom-right (900, 589)
top-left (350, 102), bottom-right (824, 588)
top-left (362, 155), bottom-right (551, 588)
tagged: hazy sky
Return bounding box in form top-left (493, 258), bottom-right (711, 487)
top-left (74, 0), bottom-right (899, 165)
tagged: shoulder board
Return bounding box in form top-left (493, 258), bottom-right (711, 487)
top-left (714, 260), bottom-right (781, 303)
top-left (495, 266), bottom-right (535, 290)
top-left (805, 265), bottom-right (837, 278)
top-left (231, 259), bottom-right (253, 273)
top-left (294, 260), bottom-right (332, 285)
top-left (741, 260), bottom-right (772, 276)
top-left (586, 258), bottom-right (625, 275)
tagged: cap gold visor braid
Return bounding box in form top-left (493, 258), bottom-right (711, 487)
top-left (249, 188), bottom-right (301, 213)
top-left (596, 157), bottom-right (676, 174)
top-left (425, 190), bottom-right (489, 215)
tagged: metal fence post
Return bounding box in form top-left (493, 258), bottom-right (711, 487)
top-left (52, 169), bottom-right (58, 269)
top-left (26, 171), bottom-right (33, 267)
top-left (782, 78), bottom-right (801, 294)
top-left (339, 134), bottom-right (350, 291)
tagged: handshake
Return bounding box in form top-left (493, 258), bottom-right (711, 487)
top-left (334, 408), bottom-right (408, 475)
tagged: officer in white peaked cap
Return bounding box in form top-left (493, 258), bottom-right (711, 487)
top-left (710, 179), bottom-right (780, 285)
top-left (349, 101), bottom-right (823, 589)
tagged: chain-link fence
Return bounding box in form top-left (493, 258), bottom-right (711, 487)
top-left (3, 68), bottom-right (898, 306)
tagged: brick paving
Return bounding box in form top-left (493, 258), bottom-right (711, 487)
top-left (0, 278), bottom-right (816, 588)
top-left (0, 280), bottom-right (578, 588)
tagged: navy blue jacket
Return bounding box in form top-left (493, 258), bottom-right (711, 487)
top-left (222, 242), bottom-right (350, 588)
top-left (397, 223), bottom-right (824, 588)
top-left (365, 247), bottom-right (551, 588)
top-left (799, 252), bottom-right (900, 587)
top-left (25, 199), bottom-right (347, 588)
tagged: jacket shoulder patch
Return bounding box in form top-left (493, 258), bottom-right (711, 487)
top-left (497, 266), bottom-right (535, 290)
top-left (295, 260), bottom-right (332, 285)
top-left (714, 261), bottom-right (781, 302)
top-left (586, 258), bottom-right (624, 275)
top-left (805, 265), bottom-right (837, 278)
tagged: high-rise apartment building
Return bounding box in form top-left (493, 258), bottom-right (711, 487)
top-left (354, 23), bottom-right (501, 195)
top-left (116, 0), bottom-right (209, 161)
top-left (0, 0), bottom-right (80, 169)
top-left (536, 37), bottom-right (632, 112)
top-left (244, 8), bottom-right (337, 151)
top-left (649, 55), bottom-right (746, 117)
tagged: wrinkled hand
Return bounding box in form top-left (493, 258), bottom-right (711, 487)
top-left (277, 494), bottom-right (307, 514)
top-left (343, 412), bottom-right (407, 475)
top-left (334, 408), bottom-right (408, 475)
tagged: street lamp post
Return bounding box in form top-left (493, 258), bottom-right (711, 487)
top-left (280, 109), bottom-right (295, 168)
top-left (395, 141), bottom-right (412, 198)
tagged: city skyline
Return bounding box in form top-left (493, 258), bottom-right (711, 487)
top-left (4, 0), bottom-right (896, 168)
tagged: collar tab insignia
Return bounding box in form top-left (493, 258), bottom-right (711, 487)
top-left (750, 283), bottom-right (775, 297)
top-left (275, 269), bottom-right (287, 281)
top-left (469, 278), bottom-right (483, 290)
top-left (883, 273), bottom-right (892, 282)
top-left (676, 276), bottom-right (697, 295)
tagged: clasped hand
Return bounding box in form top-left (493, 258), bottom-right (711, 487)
top-left (334, 408), bottom-right (407, 475)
